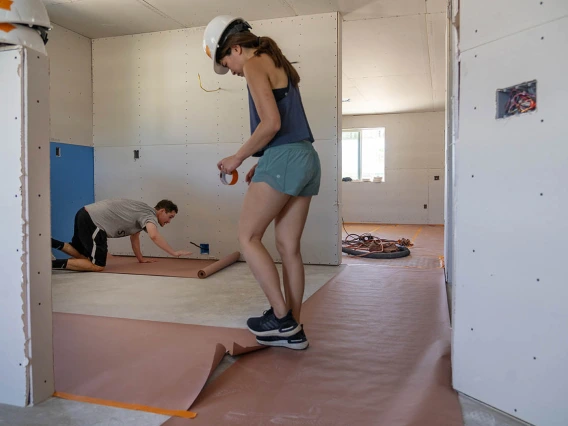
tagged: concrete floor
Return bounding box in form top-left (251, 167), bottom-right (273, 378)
top-left (0, 225), bottom-right (532, 426)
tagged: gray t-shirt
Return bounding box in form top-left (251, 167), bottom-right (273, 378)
top-left (84, 199), bottom-right (159, 238)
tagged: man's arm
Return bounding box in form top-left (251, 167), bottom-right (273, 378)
top-left (130, 232), bottom-right (156, 263)
top-left (145, 222), bottom-right (192, 257)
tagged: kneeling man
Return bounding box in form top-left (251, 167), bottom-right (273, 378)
top-left (51, 198), bottom-right (192, 272)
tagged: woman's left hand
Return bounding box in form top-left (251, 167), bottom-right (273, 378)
top-left (217, 155), bottom-right (243, 174)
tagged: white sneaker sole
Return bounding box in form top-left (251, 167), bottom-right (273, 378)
top-left (256, 337), bottom-right (309, 350)
top-left (247, 323), bottom-right (301, 337)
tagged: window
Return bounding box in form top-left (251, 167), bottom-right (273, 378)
top-left (341, 128), bottom-right (385, 181)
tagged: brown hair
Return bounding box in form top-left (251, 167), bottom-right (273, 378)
top-left (154, 199), bottom-right (178, 214)
top-left (218, 31), bottom-right (300, 87)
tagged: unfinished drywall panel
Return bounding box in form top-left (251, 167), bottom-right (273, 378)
top-left (93, 13), bottom-right (341, 265)
top-left (445, 0), bottom-right (459, 288)
top-left (336, 17), bottom-right (343, 257)
top-left (92, 36), bottom-right (140, 147)
top-left (143, 0), bottom-right (296, 28)
top-left (452, 17), bottom-right (568, 426)
top-left (0, 47), bottom-right (52, 406)
top-left (47, 24), bottom-right (92, 146)
top-left (136, 144), bottom-right (220, 259)
top-left (252, 15), bottom-right (340, 142)
top-left (94, 146), bottom-right (143, 255)
top-left (343, 15), bottom-right (430, 80)
top-left (45, 0), bottom-right (184, 39)
top-left (428, 169), bottom-right (445, 224)
top-left (342, 0), bottom-right (426, 21)
top-left (427, 12), bottom-right (447, 110)
top-left (24, 49), bottom-right (53, 405)
top-left (427, 0), bottom-right (448, 14)
top-left (303, 140), bottom-right (341, 264)
top-left (137, 28), bottom-right (228, 146)
top-left (93, 14), bottom-right (339, 147)
top-left (342, 112), bottom-right (444, 224)
top-left (0, 47), bottom-right (28, 407)
top-left (342, 169), bottom-right (430, 224)
top-left (460, 0), bottom-right (568, 52)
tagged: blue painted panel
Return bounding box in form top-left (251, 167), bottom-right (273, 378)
top-left (50, 142), bottom-right (94, 258)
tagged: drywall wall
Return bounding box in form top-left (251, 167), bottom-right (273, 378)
top-left (341, 112), bottom-right (445, 224)
top-left (0, 46), bottom-right (53, 406)
top-left (50, 143), bottom-right (95, 259)
top-left (452, 2), bottom-right (568, 425)
top-left (0, 46), bottom-right (28, 408)
top-left (47, 23), bottom-right (92, 147)
top-left (92, 13), bottom-right (342, 265)
top-left (47, 24), bottom-right (94, 258)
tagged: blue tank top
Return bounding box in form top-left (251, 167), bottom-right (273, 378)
top-left (248, 78), bottom-right (314, 157)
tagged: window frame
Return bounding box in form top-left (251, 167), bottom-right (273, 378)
top-left (341, 127), bottom-right (385, 181)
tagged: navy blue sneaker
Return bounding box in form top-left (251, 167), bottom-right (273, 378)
top-left (247, 308), bottom-right (300, 337)
top-left (256, 325), bottom-right (309, 350)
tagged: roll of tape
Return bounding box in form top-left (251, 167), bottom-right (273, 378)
top-left (220, 170), bottom-right (238, 185)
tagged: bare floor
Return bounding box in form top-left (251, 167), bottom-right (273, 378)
top-left (0, 225), bottom-right (531, 426)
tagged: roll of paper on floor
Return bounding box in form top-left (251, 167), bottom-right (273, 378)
top-left (220, 170), bottom-right (238, 185)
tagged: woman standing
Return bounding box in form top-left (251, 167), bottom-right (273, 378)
top-left (204, 16), bottom-right (321, 350)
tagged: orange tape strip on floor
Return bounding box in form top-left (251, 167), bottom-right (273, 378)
top-left (411, 226), bottom-right (423, 244)
top-left (53, 392), bottom-right (197, 419)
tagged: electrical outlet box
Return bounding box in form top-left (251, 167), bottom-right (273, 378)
top-left (200, 243), bottom-right (209, 255)
top-left (496, 80), bottom-right (537, 119)
top-left (434, 176), bottom-right (440, 181)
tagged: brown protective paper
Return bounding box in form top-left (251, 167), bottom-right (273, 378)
top-left (163, 266), bottom-right (463, 426)
top-left (101, 252), bottom-right (240, 279)
top-left (53, 313), bottom-right (264, 414)
top-left (197, 251), bottom-right (240, 279)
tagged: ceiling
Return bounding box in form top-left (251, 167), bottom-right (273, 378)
top-left (42, 0), bottom-right (448, 116)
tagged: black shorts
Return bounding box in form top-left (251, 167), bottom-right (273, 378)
top-left (71, 207), bottom-right (108, 267)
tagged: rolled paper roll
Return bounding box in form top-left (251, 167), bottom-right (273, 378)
top-left (198, 251), bottom-right (240, 278)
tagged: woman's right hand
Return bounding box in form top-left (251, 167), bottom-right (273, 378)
top-left (246, 164), bottom-right (258, 185)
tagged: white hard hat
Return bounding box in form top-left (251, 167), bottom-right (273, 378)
top-left (203, 15), bottom-right (251, 75)
top-left (0, 23), bottom-right (47, 56)
top-left (0, 0), bottom-right (51, 29)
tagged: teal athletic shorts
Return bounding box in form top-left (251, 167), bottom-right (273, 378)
top-left (252, 140), bottom-right (321, 197)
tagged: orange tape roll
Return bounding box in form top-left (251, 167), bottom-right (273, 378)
top-left (220, 170), bottom-right (238, 185)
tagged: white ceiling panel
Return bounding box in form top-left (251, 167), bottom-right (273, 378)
top-left (342, 84), bottom-right (367, 104)
top-left (144, 0), bottom-right (296, 28)
top-left (432, 88), bottom-right (446, 110)
top-left (45, 0), bottom-right (184, 39)
top-left (42, 0), bottom-right (447, 116)
top-left (427, 13), bottom-right (446, 107)
top-left (342, 0), bottom-right (426, 21)
top-left (43, 0), bottom-right (75, 5)
top-left (343, 74), bottom-right (434, 115)
top-left (426, 0), bottom-right (448, 14)
top-left (284, 0), bottom-right (425, 19)
top-left (342, 15), bottom-right (430, 79)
